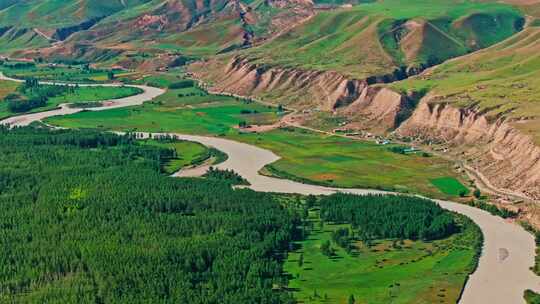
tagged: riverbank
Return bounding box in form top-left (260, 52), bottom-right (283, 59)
top-left (1, 77), bottom-right (538, 303)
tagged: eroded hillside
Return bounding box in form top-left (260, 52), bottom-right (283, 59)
top-left (391, 27), bottom-right (540, 202)
top-left (188, 0), bottom-right (540, 204)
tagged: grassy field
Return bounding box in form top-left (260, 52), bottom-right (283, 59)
top-left (47, 104), bottom-right (467, 198)
top-left (0, 85), bottom-right (142, 119)
top-left (285, 208), bottom-right (481, 304)
top-left (130, 73), bottom-right (187, 89)
top-left (235, 128), bottom-right (465, 197)
top-left (430, 177), bottom-right (470, 196)
top-left (47, 87), bottom-right (281, 135)
top-left (0, 64), bottom-right (138, 83)
top-left (48, 86), bottom-right (142, 105)
top-left (140, 139), bottom-right (211, 174)
top-left (0, 80), bottom-right (18, 100)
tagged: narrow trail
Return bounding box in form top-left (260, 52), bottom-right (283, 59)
top-left (33, 28), bottom-right (57, 42)
top-left (1, 74), bottom-right (539, 303)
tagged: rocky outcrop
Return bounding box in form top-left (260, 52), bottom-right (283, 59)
top-left (191, 56), bottom-right (368, 110)
top-left (343, 86), bottom-right (412, 130)
top-left (397, 98), bottom-right (540, 199)
top-left (191, 56), bottom-right (414, 129)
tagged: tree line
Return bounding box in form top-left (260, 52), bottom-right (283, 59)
top-left (5, 78), bottom-right (77, 113)
top-left (320, 193), bottom-right (457, 241)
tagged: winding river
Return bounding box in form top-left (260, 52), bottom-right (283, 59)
top-left (1, 73), bottom-right (539, 303)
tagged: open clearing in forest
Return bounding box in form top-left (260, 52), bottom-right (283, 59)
top-left (140, 139), bottom-right (211, 174)
top-left (284, 209), bottom-right (480, 304)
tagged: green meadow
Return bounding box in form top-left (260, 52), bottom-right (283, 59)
top-left (0, 85), bottom-right (142, 120)
top-left (284, 209), bottom-right (481, 304)
top-left (236, 129), bottom-right (464, 197)
top-left (0, 64), bottom-right (138, 83)
top-left (47, 85), bottom-right (281, 135)
top-left (430, 177), bottom-right (470, 197)
top-left (47, 84), bottom-right (468, 198)
top-left (140, 139), bottom-right (211, 175)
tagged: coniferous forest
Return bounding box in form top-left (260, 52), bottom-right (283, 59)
top-left (320, 193), bottom-right (457, 241)
top-left (0, 127), bottom-right (463, 303)
top-left (0, 127), bottom-right (300, 303)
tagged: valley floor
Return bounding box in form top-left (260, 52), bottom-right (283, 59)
top-left (1, 72), bottom-right (539, 303)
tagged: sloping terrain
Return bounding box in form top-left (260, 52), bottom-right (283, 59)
top-left (0, 0), bottom-right (152, 53)
top-left (0, 0), bottom-right (316, 61)
top-left (0, 27), bottom-right (50, 53)
top-left (0, 0), bottom-right (148, 28)
top-left (190, 0), bottom-right (523, 130)
top-left (390, 26), bottom-right (540, 201)
top-left (68, 0), bottom-right (249, 53)
top-left (238, 0), bottom-right (523, 78)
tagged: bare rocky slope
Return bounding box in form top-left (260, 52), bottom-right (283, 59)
top-left (190, 55), bottom-right (412, 130)
top-left (396, 96), bottom-right (540, 201)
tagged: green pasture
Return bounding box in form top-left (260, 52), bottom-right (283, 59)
top-left (284, 210), bottom-right (481, 304)
top-left (0, 85), bottom-right (141, 119)
top-left (430, 177), bottom-right (470, 196)
top-left (140, 139), bottom-right (211, 174)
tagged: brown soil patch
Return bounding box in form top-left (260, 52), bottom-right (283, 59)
top-left (311, 173), bottom-right (339, 180)
top-left (236, 123), bottom-right (283, 133)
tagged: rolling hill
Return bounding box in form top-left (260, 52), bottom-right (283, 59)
top-left (189, 0), bottom-right (523, 120)
top-left (240, 0), bottom-right (524, 78)
top-left (0, 0), bottom-right (151, 28)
